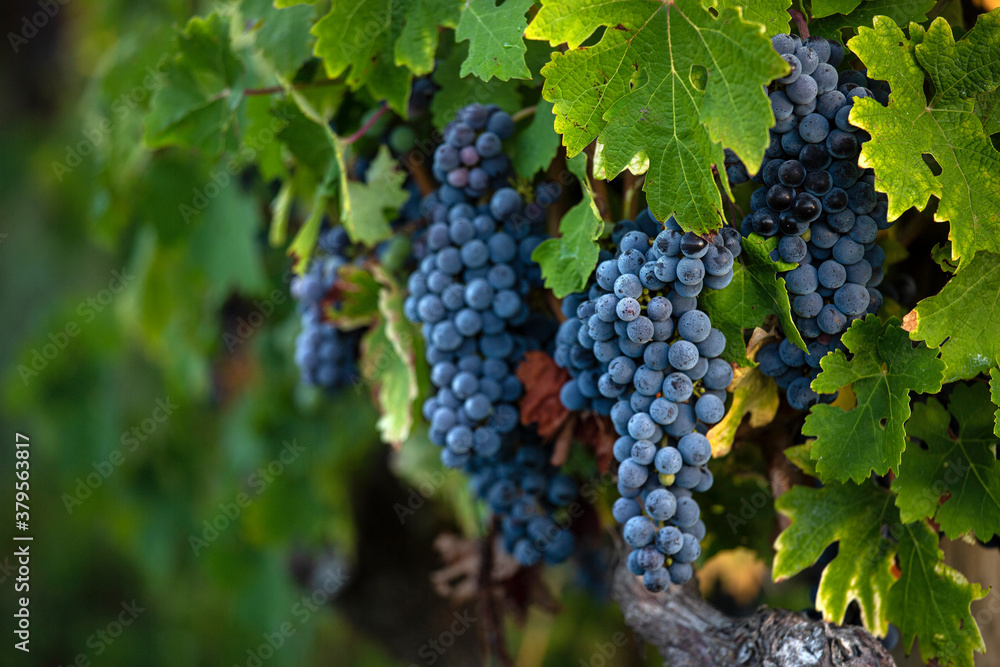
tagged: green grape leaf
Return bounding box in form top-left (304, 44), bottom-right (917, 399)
top-left (430, 41), bottom-right (523, 128)
top-left (337, 145), bottom-right (410, 247)
top-left (848, 13), bottom-right (1000, 265)
top-left (930, 241), bottom-right (958, 273)
top-left (526, 0), bottom-right (788, 233)
top-left (811, 0), bottom-right (863, 20)
top-left (144, 13), bottom-right (245, 153)
top-left (325, 264), bottom-right (382, 330)
top-left (276, 104), bottom-right (336, 177)
top-left (455, 0), bottom-right (534, 82)
top-left (811, 0), bottom-right (935, 39)
top-left (889, 521), bottom-right (987, 667)
top-left (701, 234), bottom-right (804, 366)
top-left (361, 269), bottom-right (423, 446)
top-left (784, 442), bottom-right (817, 476)
top-left (774, 480), bottom-right (898, 636)
top-left (805, 316), bottom-right (945, 482)
top-left (705, 0), bottom-right (790, 36)
top-left (187, 184), bottom-right (268, 295)
top-left (397, 0), bottom-right (462, 75)
top-left (286, 161), bottom-right (337, 274)
top-left (992, 365), bottom-right (1000, 438)
top-left (269, 181), bottom-right (293, 248)
top-left (906, 252), bottom-right (1000, 382)
top-left (977, 88), bottom-right (1000, 135)
top-left (893, 383), bottom-right (1000, 540)
top-left (312, 0), bottom-right (414, 114)
top-left (532, 153), bottom-right (603, 297)
top-left (244, 1), bottom-right (315, 75)
top-left (511, 99), bottom-right (561, 178)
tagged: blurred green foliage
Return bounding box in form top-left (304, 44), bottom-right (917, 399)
top-left (0, 2), bottom-right (662, 665)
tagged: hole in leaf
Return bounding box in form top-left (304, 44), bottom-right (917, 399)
top-left (922, 153), bottom-right (942, 176)
top-left (689, 64), bottom-right (708, 92)
top-left (708, 6), bottom-right (718, 16)
top-left (879, 417), bottom-right (888, 429)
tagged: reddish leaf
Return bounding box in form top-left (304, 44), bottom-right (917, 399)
top-left (516, 351), bottom-right (570, 438)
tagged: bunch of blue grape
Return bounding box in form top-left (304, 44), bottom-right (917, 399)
top-left (727, 33), bottom-right (893, 410)
top-left (291, 227), bottom-right (363, 391)
top-left (555, 211), bottom-right (667, 415)
top-left (559, 211), bottom-right (743, 592)
top-left (404, 103), bottom-right (578, 566)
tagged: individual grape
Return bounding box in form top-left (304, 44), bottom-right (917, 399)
top-left (818, 260), bottom-right (847, 289)
top-left (794, 45), bottom-right (819, 75)
top-left (778, 53), bottom-right (802, 85)
top-left (785, 264), bottom-right (819, 295)
top-left (662, 372), bottom-right (694, 402)
top-left (654, 447), bottom-right (683, 476)
top-left (668, 341), bottom-right (700, 371)
top-left (668, 561), bottom-right (694, 585)
top-left (756, 343), bottom-right (787, 377)
top-left (774, 164), bottom-right (805, 193)
top-left (673, 533), bottom-right (701, 563)
top-left (673, 496), bottom-right (700, 528)
top-left (799, 143), bottom-right (831, 171)
top-left (703, 245), bottom-right (734, 276)
top-left (847, 181), bottom-right (877, 214)
top-left (786, 74), bottom-right (817, 105)
top-left (633, 365), bottom-right (665, 396)
top-left (678, 310), bottom-right (711, 343)
top-left (816, 90), bottom-right (847, 119)
top-left (787, 376), bottom-right (818, 410)
top-left (679, 232), bottom-right (709, 258)
top-left (623, 516), bottom-right (656, 548)
top-left (771, 33), bottom-right (796, 54)
top-left (827, 129), bottom-right (859, 159)
top-left (696, 329), bottom-right (726, 358)
top-left (703, 358), bottom-right (733, 390)
top-left (778, 236), bottom-right (808, 263)
top-left (845, 258), bottom-right (872, 284)
top-left (832, 237), bottom-right (864, 265)
top-left (694, 394), bottom-right (725, 424)
top-left (678, 433), bottom-right (712, 466)
top-left (834, 283), bottom-right (870, 316)
top-left (817, 304), bottom-right (847, 334)
top-left (799, 113), bottom-right (830, 143)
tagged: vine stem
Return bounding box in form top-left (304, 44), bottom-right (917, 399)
top-left (243, 79), bottom-right (341, 97)
top-left (511, 105), bottom-right (537, 123)
top-left (622, 172), bottom-right (645, 221)
top-left (582, 143), bottom-right (613, 222)
top-left (342, 103), bottom-right (389, 145)
top-left (789, 8), bottom-right (810, 39)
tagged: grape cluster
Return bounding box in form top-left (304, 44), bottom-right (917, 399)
top-left (728, 33), bottom-right (893, 410)
top-left (559, 211), bottom-right (742, 592)
top-left (291, 227), bottom-right (363, 391)
top-left (405, 103), bottom-right (577, 566)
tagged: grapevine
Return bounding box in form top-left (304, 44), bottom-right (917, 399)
top-left (17, 1), bottom-right (1000, 666)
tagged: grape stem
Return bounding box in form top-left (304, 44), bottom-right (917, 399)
top-left (622, 171), bottom-right (645, 221)
top-left (342, 103), bottom-right (390, 145)
top-left (789, 8), bottom-right (810, 39)
top-left (583, 143), bottom-right (613, 222)
top-left (511, 106), bottom-right (537, 123)
top-left (243, 79), bottom-right (341, 97)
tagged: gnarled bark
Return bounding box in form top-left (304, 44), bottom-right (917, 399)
top-left (612, 561), bottom-right (896, 667)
